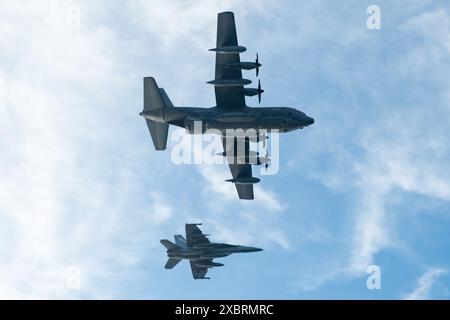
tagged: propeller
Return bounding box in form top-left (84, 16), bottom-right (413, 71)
top-left (257, 79), bottom-right (264, 104)
top-left (265, 149), bottom-right (269, 171)
top-left (262, 133), bottom-right (267, 148)
top-left (256, 53), bottom-right (261, 77)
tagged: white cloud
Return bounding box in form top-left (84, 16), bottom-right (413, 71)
top-left (3, 0), bottom-right (450, 298)
top-left (192, 144), bottom-right (290, 249)
top-left (290, 5), bottom-right (450, 289)
top-left (198, 164), bottom-right (284, 212)
top-left (148, 192), bottom-right (173, 224)
top-left (0, 0), bottom-right (175, 299)
top-left (0, 0), bottom-right (292, 298)
top-left (403, 268), bottom-right (447, 300)
top-left (348, 111), bottom-right (450, 273)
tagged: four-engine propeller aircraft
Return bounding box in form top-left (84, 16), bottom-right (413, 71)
top-left (140, 11), bottom-right (314, 199)
top-left (161, 224), bottom-right (262, 279)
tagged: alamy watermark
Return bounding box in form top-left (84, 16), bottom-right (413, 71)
top-left (48, 4), bottom-right (82, 34)
top-left (367, 5), bottom-right (381, 30)
top-left (168, 121), bottom-right (280, 175)
top-left (366, 265), bottom-right (381, 290)
top-left (66, 265), bottom-right (81, 290)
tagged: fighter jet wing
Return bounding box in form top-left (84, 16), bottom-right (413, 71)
top-left (190, 260), bottom-right (211, 279)
top-left (222, 137), bottom-right (255, 200)
top-left (212, 12), bottom-right (246, 111)
top-left (186, 224), bottom-right (211, 247)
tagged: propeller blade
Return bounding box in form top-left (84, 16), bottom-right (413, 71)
top-left (256, 53), bottom-right (259, 77)
top-left (257, 79), bottom-right (263, 104)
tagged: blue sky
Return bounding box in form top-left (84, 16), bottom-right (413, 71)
top-left (1, 0), bottom-right (450, 299)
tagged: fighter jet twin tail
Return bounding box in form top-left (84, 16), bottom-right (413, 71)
top-left (142, 12), bottom-right (314, 279)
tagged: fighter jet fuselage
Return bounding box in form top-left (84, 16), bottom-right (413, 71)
top-left (161, 224), bottom-right (262, 279)
top-left (167, 243), bottom-right (261, 261)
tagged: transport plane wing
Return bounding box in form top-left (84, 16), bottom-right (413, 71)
top-left (209, 11), bottom-right (248, 111)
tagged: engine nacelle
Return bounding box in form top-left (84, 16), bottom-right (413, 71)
top-left (242, 88), bottom-right (259, 97)
top-left (209, 45), bottom-right (247, 54)
top-left (225, 177), bottom-right (260, 185)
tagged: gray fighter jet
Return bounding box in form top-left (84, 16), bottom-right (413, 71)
top-left (161, 224), bottom-right (262, 279)
top-left (140, 11), bottom-right (314, 200)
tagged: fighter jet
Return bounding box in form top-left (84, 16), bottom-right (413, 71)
top-left (140, 11), bottom-right (314, 200)
top-left (161, 224), bottom-right (262, 279)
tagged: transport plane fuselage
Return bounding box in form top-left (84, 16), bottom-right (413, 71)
top-left (141, 105), bottom-right (314, 134)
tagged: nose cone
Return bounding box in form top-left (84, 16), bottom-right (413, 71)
top-left (306, 116), bottom-right (314, 125)
top-left (240, 246), bottom-right (263, 253)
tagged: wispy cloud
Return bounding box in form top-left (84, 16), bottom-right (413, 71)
top-left (403, 268), bottom-right (447, 300)
top-left (2, 0), bottom-right (450, 299)
top-left (0, 0), bottom-right (177, 299)
top-left (288, 4), bottom-right (450, 290)
top-left (148, 192), bottom-right (173, 224)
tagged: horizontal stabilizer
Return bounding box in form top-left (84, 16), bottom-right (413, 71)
top-left (146, 120), bottom-right (169, 151)
top-left (143, 77), bottom-right (170, 151)
top-left (160, 239), bottom-right (179, 250)
top-left (164, 258), bottom-right (181, 269)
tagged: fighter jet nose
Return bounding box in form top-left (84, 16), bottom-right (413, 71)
top-left (244, 246), bottom-right (263, 252)
top-left (307, 117), bottom-right (314, 125)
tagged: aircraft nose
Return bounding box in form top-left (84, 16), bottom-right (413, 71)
top-left (243, 246), bottom-right (263, 252)
top-left (306, 116), bottom-right (314, 125)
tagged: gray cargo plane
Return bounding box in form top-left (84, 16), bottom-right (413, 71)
top-left (161, 224), bottom-right (262, 279)
top-left (140, 11), bottom-right (314, 200)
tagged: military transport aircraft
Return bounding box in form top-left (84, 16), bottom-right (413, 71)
top-left (161, 224), bottom-right (262, 279)
top-left (140, 11), bottom-right (314, 200)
